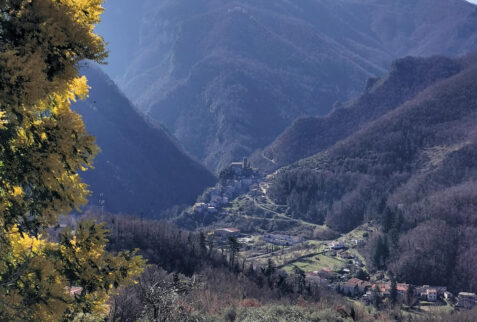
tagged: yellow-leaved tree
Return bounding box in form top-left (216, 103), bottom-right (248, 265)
top-left (0, 1), bottom-right (144, 320)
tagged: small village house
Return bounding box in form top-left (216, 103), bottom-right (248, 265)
top-left (353, 239), bottom-right (365, 247)
top-left (214, 228), bottom-right (240, 239)
top-left (341, 282), bottom-right (359, 297)
top-left (416, 285), bottom-right (447, 299)
top-left (341, 268), bottom-right (351, 276)
top-left (373, 282), bottom-right (409, 298)
top-left (426, 289), bottom-right (438, 302)
top-left (329, 241), bottom-right (346, 250)
top-left (337, 250), bottom-right (352, 259)
top-left (396, 283), bottom-right (410, 298)
top-left (192, 202), bottom-right (208, 214)
top-left (347, 278), bottom-right (372, 294)
top-left (375, 283), bottom-right (391, 297)
top-left (457, 292), bottom-right (477, 309)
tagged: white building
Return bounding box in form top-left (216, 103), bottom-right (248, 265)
top-left (427, 289), bottom-right (438, 302)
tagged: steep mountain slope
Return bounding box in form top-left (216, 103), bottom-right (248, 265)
top-left (72, 65), bottom-right (216, 216)
top-left (98, 0), bottom-right (477, 171)
top-left (251, 55), bottom-right (463, 171)
top-left (267, 52), bottom-right (477, 291)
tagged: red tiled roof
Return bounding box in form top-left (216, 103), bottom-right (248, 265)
top-left (397, 284), bottom-right (410, 292)
top-left (348, 278), bottom-right (372, 288)
top-left (372, 283), bottom-right (409, 293)
top-left (375, 283), bottom-right (391, 293)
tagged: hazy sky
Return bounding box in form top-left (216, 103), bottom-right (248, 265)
top-left (467, 0), bottom-right (477, 4)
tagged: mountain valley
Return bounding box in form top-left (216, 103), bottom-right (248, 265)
top-left (99, 0), bottom-right (477, 172)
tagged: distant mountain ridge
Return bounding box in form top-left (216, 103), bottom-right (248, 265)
top-left (73, 65), bottom-right (216, 217)
top-left (98, 0), bottom-right (477, 172)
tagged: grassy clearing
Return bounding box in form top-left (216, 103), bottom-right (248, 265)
top-left (418, 302), bottom-right (454, 314)
top-left (282, 254), bottom-right (347, 274)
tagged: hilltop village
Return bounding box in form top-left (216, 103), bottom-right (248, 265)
top-left (191, 158), bottom-right (261, 216)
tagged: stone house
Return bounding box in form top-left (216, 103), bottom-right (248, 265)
top-left (341, 282), bottom-right (359, 297)
top-left (347, 278), bottom-right (372, 294)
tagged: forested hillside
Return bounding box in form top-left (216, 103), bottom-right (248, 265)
top-left (267, 52), bottom-right (477, 292)
top-left (252, 55), bottom-right (463, 171)
top-left (73, 65), bottom-right (216, 217)
top-left (98, 0), bottom-right (477, 171)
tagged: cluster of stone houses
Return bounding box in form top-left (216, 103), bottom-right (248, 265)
top-left (192, 202), bottom-right (219, 215)
top-left (228, 158), bottom-right (254, 177)
top-left (192, 158), bottom-right (261, 216)
top-left (338, 278), bottom-right (477, 309)
top-left (340, 278), bottom-right (413, 301)
top-left (306, 234), bottom-right (476, 310)
top-left (340, 278), bottom-right (374, 297)
top-left (260, 234), bottom-right (304, 246)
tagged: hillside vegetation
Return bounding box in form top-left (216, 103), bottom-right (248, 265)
top-left (252, 56), bottom-right (462, 171)
top-left (267, 52), bottom-right (477, 292)
top-left (73, 65), bottom-right (216, 217)
top-left (92, 213), bottom-right (477, 321)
